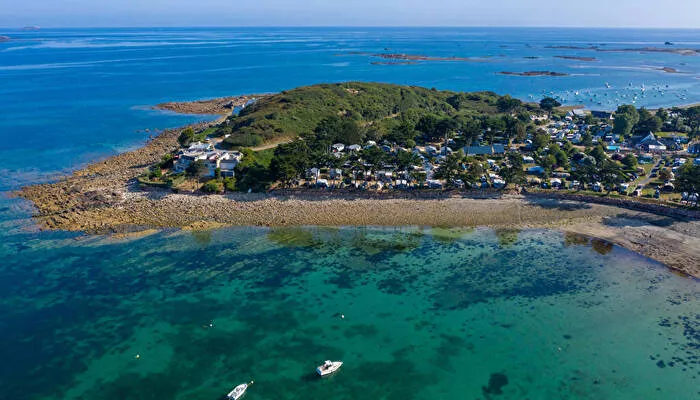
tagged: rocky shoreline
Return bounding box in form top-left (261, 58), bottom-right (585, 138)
top-left (14, 96), bottom-right (700, 279)
top-left (155, 94), bottom-right (268, 115)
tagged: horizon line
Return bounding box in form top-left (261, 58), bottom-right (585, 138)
top-left (2, 25), bottom-right (700, 30)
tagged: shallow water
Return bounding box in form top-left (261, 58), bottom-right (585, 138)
top-left (1, 226), bottom-right (698, 400)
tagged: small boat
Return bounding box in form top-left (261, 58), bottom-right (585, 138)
top-left (226, 381), bottom-right (253, 400)
top-left (316, 360), bottom-right (343, 377)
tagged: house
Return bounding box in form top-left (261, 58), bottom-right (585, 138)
top-left (426, 145), bottom-right (438, 155)
top-left (306, 168), bottom-right (320, 180)
top-left (636, 133), bottom-right (667, 153)
top-left (572, 109), bottom-right (587, 118)
top-left (375, 170), bottom-right (393, 182)
top-left (426, 179), bottom-right (443, 189)
top-left (316, 179), bottom-right (329, 188)
top-left (329, 168), bottom-right (343, 179)
top-left (527, 166), bottom-right (545, 175)
top-left (638, 154), bottom-right (654, 164)
top-left (332, 143), bottom-right (345, 153)
top-left (689, 142), bottom-right (700, 154)
top-left (465, 144), bottom-right (505, 156)
top-left (592, 182), bottom-right (603, 192)
top-left (550, 178), bottom-right (562, 188)
top-left (173, 146), bottom-right (244, 178)
top-left (347, 144), bottom-right (362, 152)
top-left (219, 151), bottom-right (243, 177)
top-left (187, 142), bottom-right (213, 152)
top-left (591, 110), bottom-right (614, 120)
top-left (492, 178), bottom-right (506, 189)
top-left (694, 158), bottom-right (700, 166)
top-left (523, 156), bottom-right (535, 163)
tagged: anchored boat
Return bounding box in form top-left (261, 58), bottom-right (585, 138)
top-left (226, 381), bottom-right (253, 400)
top-left (316, 360), bottom-right (343, 377)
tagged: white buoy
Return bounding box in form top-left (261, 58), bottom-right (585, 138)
top-left (340, 314), bottom-right (345, 319)
top-left (135, 354), bottom-right (141, 359)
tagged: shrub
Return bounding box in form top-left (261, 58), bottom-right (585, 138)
top-left (223, 134), bottom-right (263, 148)
top-left (202, 180), bottom-right (223, 193)
top-left (223, 177), bottom-right (236, 192)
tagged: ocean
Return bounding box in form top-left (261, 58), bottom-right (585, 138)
top-left (0, 28), bottom-right (699, 399)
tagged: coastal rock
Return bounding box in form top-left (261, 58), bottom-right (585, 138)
top-left (155, 95), bottom-right (269, 115)
top-left (0, 35), bottom-right (10, 42)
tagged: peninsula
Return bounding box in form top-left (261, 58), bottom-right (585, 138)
top-left (17, 82), bottom-right (700, 277)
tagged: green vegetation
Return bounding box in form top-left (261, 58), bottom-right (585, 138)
top-left (178, 127), bottom-right (195, 147)
top-left (539, 97), bottom-right (561, 112)
top-left (213, 82), bottom-right (515, 148)
top-left (677, 164), bottom-right (700, 192)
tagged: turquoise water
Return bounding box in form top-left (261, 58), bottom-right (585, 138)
top-left (1, 226), bottom-right (698, 399)
top-left (1, 28), bottom-right (700, 399)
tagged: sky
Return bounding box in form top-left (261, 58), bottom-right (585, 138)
top-left (0, 0), bottom-right (699, 28)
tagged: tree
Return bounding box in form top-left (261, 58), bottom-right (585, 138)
top-left (621, 154), bottom-right (638, 169)
top-left (186, 160), bottom-right (208, 178)
top-left (588, 145), bottom-right (607, 164)
top-left (503, 153), bottom-right (525, 185)
top-left (223, 177), bottom-right (237, 192)
top-left (178, 127), bottom-right (195, 147)
top-left (676, 164), bottom-right (700, 192)
top-left (572, 156), bottom-right (597, 186)
top-left (659, 168), bottom-right (672, 182)
top-left (532, 131), bottom-right (550, 151)
top-left (416, 114), bottom-right (441, 139)
top-left (387, 120), bottom-right (417, 146)
top-left (539, 97), bottom-right (561, 112)
top-left (360, 146), bottom-right (387, 169)
top-left (497, 95), bottom-right (522, 113)
top-left (434, 154), bottom-right (462, 186)
top-left (396, 150), bottom-right (421, 172)
top-left (269, 140), bottom-right (310, 185)
top-left (202, 179), bottom-right (223, 193)
top-left (636, 108), bottom-right (662, 134)
top-left (613, 105), bottom-right (640, 137)
top-left (598, 159), bottom-right (625, 193)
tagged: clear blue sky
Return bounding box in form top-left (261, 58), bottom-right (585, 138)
top-left (1, 0), bottom-right (699, 28)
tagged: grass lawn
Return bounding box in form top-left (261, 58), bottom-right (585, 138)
top-left (654, 131), bottom-right (687, 138)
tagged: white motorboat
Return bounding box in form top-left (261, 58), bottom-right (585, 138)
top-left (226, 381), bottom-right (253, 400)
top-left (316, 360), bottom-right (343, 377)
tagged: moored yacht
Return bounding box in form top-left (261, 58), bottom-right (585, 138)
top-left (316, 360), bottom-right (343, 376)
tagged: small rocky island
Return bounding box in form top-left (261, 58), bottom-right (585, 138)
top-left (499, 71), bottom-right (570, 77)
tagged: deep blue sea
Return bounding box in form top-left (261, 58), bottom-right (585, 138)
top-left (1, 28), bottom-right (699, 400)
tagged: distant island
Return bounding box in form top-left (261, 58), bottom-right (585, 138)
top-left (17, 82), bottom-right (700, 277)
top-left (21, 26), bottom-right (40, 31)
top-left (554, 56), bottom-right (598, 62)
top-left (545, 45), bottom-right (700, 56)
top-left (499, 71), bottom-right (569, 77)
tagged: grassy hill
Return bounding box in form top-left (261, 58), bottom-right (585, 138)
top-left (213, 82), bottom-right (526, 148)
